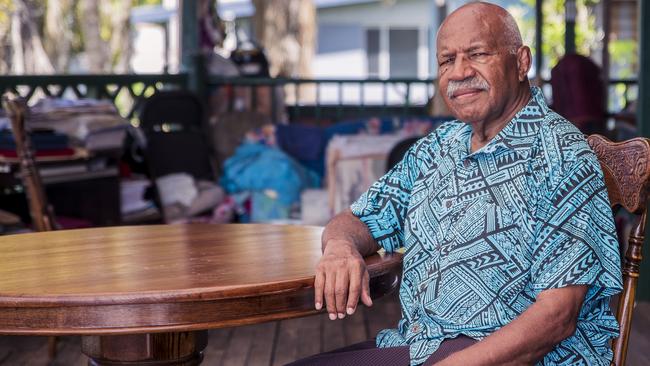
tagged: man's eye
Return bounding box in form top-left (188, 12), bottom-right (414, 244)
top-left (439, 58), bottom-right (454, 66)
top-left (470, 53), bottom-right (488, 59)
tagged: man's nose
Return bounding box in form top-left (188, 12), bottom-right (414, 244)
top-left (448, 56), bottom-right (475, 80)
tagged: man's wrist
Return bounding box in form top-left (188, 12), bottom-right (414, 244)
top-left (323, 238), bottom-right (359, 256)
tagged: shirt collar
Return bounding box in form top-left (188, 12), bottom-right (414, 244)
top-left (451, 87), bottom-right (548, 159)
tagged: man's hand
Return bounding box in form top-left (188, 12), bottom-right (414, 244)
top-left (314, 239), bottom-right (373, 320)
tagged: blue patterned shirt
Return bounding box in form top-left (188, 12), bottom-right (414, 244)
top-left (351, 87), bottom-right (622, 365)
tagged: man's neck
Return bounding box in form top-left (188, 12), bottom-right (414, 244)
top-left (470, 85), bottom-right (532, 152)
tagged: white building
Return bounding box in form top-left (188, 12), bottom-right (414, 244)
top-left (220, 0), bottom-right (441, 80)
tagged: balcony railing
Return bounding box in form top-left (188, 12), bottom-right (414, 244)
top-left (207, 76), bottom-right (436, 123)
top-left (0, 74), bottom-right (639, 124)
top-left (0, 74), bottom-right (188, 120)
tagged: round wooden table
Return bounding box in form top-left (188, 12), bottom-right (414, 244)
top-left (0, 224), bottom-right (402, 365)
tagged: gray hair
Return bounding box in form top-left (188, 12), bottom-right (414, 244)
top-left (438, 2), bottom-right (524, 55)
top-left (501, 9), bottom-right (523, 54)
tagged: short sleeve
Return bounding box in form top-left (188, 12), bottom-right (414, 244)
top-left (350, 143), bottom-right (420, 252)
top-left (531, 155), bottom-right (622, 297)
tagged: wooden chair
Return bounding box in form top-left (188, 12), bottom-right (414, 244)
top-left (1, 93), bottom-right (58, 358)
top-left (1, 94), bottom-right (56, 232)
top-left (587, 135), bottom-right (650, 366)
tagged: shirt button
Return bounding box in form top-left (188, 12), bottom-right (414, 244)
top-left (411, 324), bottom-right (421, 333)
top-left (445, 200), bottom-right (452, 208)
top-left (463, 159), bottom-right (471, 168)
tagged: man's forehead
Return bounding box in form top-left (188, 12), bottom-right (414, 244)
top-left (437, 36), bottom-right (494, 54)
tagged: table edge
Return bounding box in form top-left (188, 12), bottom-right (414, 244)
top-left (0, 252), bottom-right (401, 307)
top-left (0, 253), bottom-right (403, 335)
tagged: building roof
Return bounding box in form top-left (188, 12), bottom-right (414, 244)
top-left (218, 0), bottom-right (379, 19)
top-left (130, 5), bottom-right (175, 24)
top-left (131, 0), bottom-right (382, 24)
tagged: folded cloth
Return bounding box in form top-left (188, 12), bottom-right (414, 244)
top-left (0, 209), bottom-right (20, 226)
top-left (156, 173), bottom-right (198, 208)
top-left (156, 173), bottom-right (225, 222)
top-left (0, 129), bottom-right (70, 150)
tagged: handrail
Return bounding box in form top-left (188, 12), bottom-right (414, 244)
top-left (207, 76), bottom-right (437, 123)
top-left (207, 76), bottom-right (437, 85)
top-left (0, 74), bottom-right (188, 119)
top-left (0, 74), bottom-right (639, 123)
top-left (0, 73), bottom-right (188, 85)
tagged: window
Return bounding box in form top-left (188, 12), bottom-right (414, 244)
top-left (366, 28), bottom-right (380, 77)
top-left (389, 29), bottom-right (418, 77)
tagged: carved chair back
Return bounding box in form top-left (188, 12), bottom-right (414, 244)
top-left (1, 94), bottom-right (56, 232)
top-left (587, 135), bottom-right (650, 366)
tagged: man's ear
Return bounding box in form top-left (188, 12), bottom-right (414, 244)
top-left (516, 46), bottom-right (532, 82)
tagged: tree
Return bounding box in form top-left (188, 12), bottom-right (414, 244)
top-left (5, 0), bottom-right (54, 74)
top-left (43, 0), bottom-right (74, 71)
top-left (79, 0), bottom-right (107, 72)
top-left (251, 0), bottom-right (316, 78)
top-left (509, 0), bottom-right (601, 79)
top-left (0, 0), bottom-right (135, 74)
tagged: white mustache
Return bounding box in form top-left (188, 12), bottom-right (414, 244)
top-left (446, 77), bottom-right (490, 98)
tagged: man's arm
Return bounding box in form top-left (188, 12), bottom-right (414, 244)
top-left (314, 209), bottom-right (381, 320)
top-left (436, 285), bottom-right (588, 366)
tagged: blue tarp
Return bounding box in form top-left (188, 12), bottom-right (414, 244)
top-left (221, 142), bottom-right (320, 206)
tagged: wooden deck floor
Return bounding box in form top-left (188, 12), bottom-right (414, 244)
top-left (1, 293), bottom-right (649, 365)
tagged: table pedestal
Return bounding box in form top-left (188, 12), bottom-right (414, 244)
top-left (81, 331), bottom-right (208, 366)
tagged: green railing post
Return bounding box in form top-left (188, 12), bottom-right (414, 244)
top-left (295, 81), bottom-right (301, 120)
top-left (191, 54), bottom-right (207, 103)
top-left (315, 82), bottom-right (321, 122)
top-left (271, 81), bottom-right (278, 124)
top-left (180, 0), bottom-right (204, 98)
top-left (359, 81), bottom-right (365, 115)
top-left (565, 0), bottom-right (577, 55)
top-left (337, 81), bottom-right (343, 120)
top-left (637, 0), bottom-right (650, 301)
top-left (403, 82), bottom-right (411, 117)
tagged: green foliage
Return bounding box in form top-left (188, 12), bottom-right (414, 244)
top-left (504, 0), bottom-right (639, 112)
top-left (0, 0), bottom-right (14, 40)
top-left (133, 0), bottom-right (161, 5)
top-left (0, 0), bottom-right (13, 25)
top-left (509, 0), bottom-right (605, 77)
top-left (609, 39), bottom-right (637, 78)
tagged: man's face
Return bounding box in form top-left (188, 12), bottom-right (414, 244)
top-left (436, 11), bottom-right (523, 125)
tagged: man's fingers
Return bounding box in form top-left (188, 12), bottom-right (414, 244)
top-left (334, 270), bottom-right (349, 318)
top-left (324, 271), bottom-right (337, 320)
top-left (361, 270), bottom-right (373, 307)
top-left (346, 264), bottom-right (363, 315)
top-left (314, 270), bottom-right (325, 310)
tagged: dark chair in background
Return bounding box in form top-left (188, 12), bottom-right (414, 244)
top-left (139, 90), bottom-right (215, 182)
top-left (139, 90), bottom-right (221, 222)
top-left (587, 135), bottom-right (650, 366)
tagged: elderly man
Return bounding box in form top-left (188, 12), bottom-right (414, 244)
top-left (290, 2), bottom-right (622, 366)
